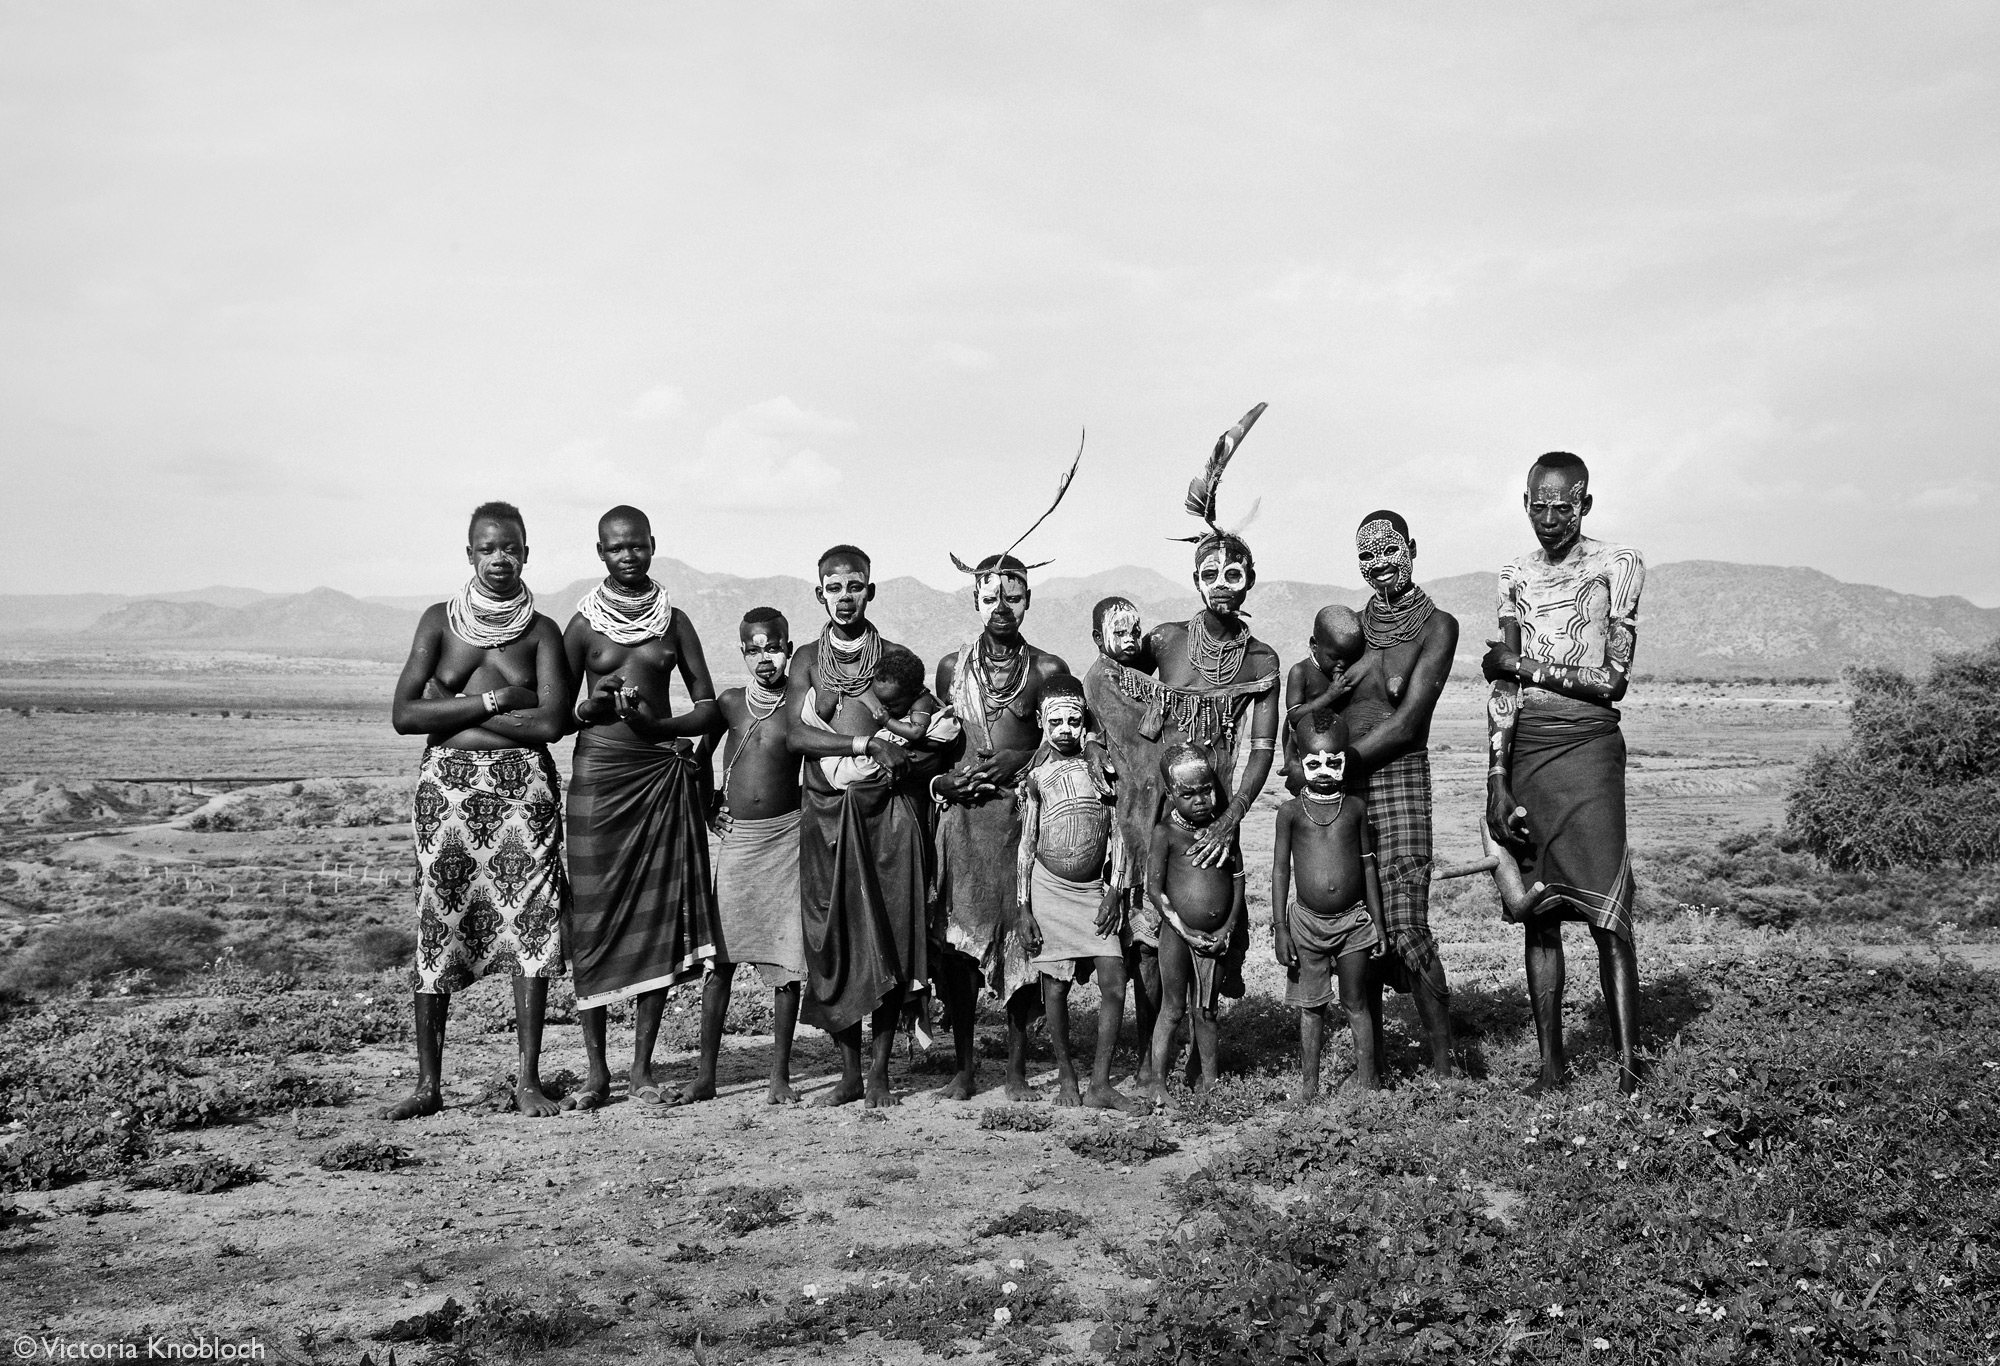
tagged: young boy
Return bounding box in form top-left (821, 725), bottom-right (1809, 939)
top-left (693, 608), bottom-right (807, 1104)
top-left (1139, 744), bottom-right (1244, 1106)
top-left (1016, 676), bottom-right (1140, 1111)
top-left (1272, 708), bottom-right (1387, 1099)
top-left (1283, 605), bottom-right (1367, 794)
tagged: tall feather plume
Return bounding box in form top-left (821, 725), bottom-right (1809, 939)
top-left (1183, 402), bottom-right (1267, 533)
top-left (950, 428), bottom-right (1086, 576)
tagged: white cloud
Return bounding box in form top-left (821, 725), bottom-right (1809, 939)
top-left (1909, 480), bottom-right (1990, 510)
top-left (665, 396), bottom-right (850, 509)
top-left (629, 384), bottom-right (688, 421)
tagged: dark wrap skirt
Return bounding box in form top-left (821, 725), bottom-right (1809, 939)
top-left (1510, 707), bottom-right (1635, 943)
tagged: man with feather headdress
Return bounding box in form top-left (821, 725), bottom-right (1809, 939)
top-left (931, 439), bottom-right (1083, 1101)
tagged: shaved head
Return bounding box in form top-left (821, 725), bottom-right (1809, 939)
top-left (599, 504), bottom-right (651, 538)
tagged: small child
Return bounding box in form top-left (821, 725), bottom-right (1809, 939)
top-left (1016, 676), bottom-right (1138, 1111)
top-left (1272, 708), bottom-right (1386, 1098)
top-left (1139, 744), bottom-right (1244, 1106)
top-left (1284, 605), bottom-right (1367, 794)
top-left (820, 644), bottom-right (957, 788)
top-left (1090, 595), bottom-right (1155, 673)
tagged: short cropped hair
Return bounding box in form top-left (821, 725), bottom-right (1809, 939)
top-left (1356, 509), bottom-right (1411, 540)
top-left (742, 606), bottom-right (788, 631)
top-left (1091, 595), bottom-right (1139, 637)
top-left (1159, 742), bottom-right (1213, 784)
top-left (468, 500), bottom-right (526, 542)
top-left (1295, 705), bottom-right (1349, 749)
top-left (1529, 451), bottom-right (1590, 485)
top-left (598, 504), bottom-right (651, 536)
top-left (1040, 674), bottom-right (1085, 706)
top-left (817, 544), bottom-right (871, 577)
top-left (875, 644), bottom-right (926, 697)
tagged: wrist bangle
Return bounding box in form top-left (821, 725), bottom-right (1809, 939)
top-left (1489, 765), bottom-right (1508, 776)
top-left (483, 690), bottom-right (499, 716)
top-left (852, 735), bottom-right (867, 757)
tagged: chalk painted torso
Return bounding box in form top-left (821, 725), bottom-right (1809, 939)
top-left (1498, 536), bottom-right (1646, 713)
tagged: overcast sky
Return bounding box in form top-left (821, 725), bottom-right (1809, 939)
top-left (3, 3), bottom-right (1996, 604)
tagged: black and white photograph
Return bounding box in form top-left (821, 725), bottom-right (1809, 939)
top-left (2, 5), bottom-right (1995, 1362)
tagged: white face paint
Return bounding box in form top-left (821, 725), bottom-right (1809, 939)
top-left (1098, 608), bottom-right (1143, 663)
top-left (1355, 519), bottom-right (1414, 599)
top-left (1299, 747), bottom-right (1347, 791)
top-left (1040, 699), bottom-right (1086, 752)
top-left (1194, 550), bottom-right (1252, 615)
top-left (740, 628), bottom-right (791, 686)
top-left (974, 573), bottom-right (1030, 635)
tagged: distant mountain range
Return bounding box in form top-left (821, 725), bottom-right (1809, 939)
top-left (2, 559), bottom-right (1994, 681)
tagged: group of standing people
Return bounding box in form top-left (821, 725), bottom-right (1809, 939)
top-left (377, 430), bottom-right (1647, 1122)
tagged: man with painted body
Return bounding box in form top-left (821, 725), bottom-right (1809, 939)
top-left (1339, 510), bottom-right (1457, 1075)
top-left (1484, 452), bottom-right (1646, 1094)
top-left (559, 505), bottom-right (721, 1109)
top-left (692, 608), bottom-right (807, 1105)
top-left (384, 502), bottom-right (573, 1120)
top-left (785, 545), bottom-right (937, 1107)
top-left (932, 554), bottom-right (1073, 1101)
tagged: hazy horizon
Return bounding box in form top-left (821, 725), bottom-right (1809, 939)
top-left (5, 6), bottom-right (1997, 605)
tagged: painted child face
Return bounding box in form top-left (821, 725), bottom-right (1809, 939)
top-left (1166, 761), bottom-right (1218, 825)
top-left (1299, 740), bottom-right (1347, 794)
top-left (1040, 697), bottom-right (1086, 754)
top-left (974, 572), bottom-right (1031, 639)
top-left (1194, 549), bottom-right (1253, 618)
top-left (1525, 468), bottom-right (1589, 556)
top-left (1095, 607), bottom-right (1144, 664)
top-left (1355, 519), bottom-right (1413, 599)
top-left (816, 560), bottom-right (873, 627)
top-left (466, 517), bottom-right (527, 595)
top-left (739, 624), bottom-right (791, 687)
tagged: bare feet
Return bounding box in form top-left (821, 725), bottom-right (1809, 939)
top-left (1136, 1080), bottom-right (1170, 1111)
top-left (1193, 1072), bottom-right (1220, 1095)
top-left (1519, 1071), bottom-right (1568, 1098)
top-left (514, 1081), bottom-right (562, 1118)
top-left (864, 1076), bottom-right (900, 1108)
top-left (630, 1083), bottom-right (678, 1106)
top-left (378, 1088), bottom-right (443, 1121)
top-left (677, 1078), bottom-right (719, 1105)
top-left (1083, 1081), bottom-right (1144, 1114)
top-left (1003, 1074), bottom-right (1039, 1103)
top-left (1616, 1064), bottom-right (1641, 1095)
top-left (1295, 1077), bottom-right (1321, 1105)
top-left (765, 1080), bottom-right (800, 1105)
top-left (1054, 1075), bottom-right (1083, 1108)
top-left (815, 1077), bottom-right (866, 1107)
top-left (931, 1070), bottom-right (978, 1101)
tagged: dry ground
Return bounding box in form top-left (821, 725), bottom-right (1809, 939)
top-left (3, 668), bottom-right (1986, 1362)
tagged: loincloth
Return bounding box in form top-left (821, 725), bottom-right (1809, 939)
top-left (712, 808), bottom-right (805, 988)
top-left (410, 745), bottom-right (567, 994)
top-left (933, 787), bottom-right (1033, 1002)
top-left (798, 762), bottom-right (931, 1035)
top-left (1161, 902), bottom-right (1242, 1018)
top-left (1027, 862), bottom-right (1120, 984)
top-left (564, 731), bottom-right (718, 1009)
top-left (1510, 708), bottom-right (1634, 942)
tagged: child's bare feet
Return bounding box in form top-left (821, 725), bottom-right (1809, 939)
top-left (864, 1076), bottom-right (900, 1108)
top-left (1004, 1074), bottom-right (1039, 1103)
top-left (378, 1087), bottom-right (442, 1121)
top-left (1054, 1074), bottom-right (1083, 1107)
top-left (1083, 1081), bottom-right (1144, 1113)
top-left (815, 1077), bottom-right (866, 1107)
top-left (932, 1070), bottom-right (978, 1101)
top-left (514, 1079), bottom-right (562, 1118)
top-left (765, 1080), bottom-right (800, 1105)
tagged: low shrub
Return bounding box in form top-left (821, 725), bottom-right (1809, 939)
top-left (976, 1205), bottom-right (1088, 1240)
top-left (1066, 1120), bottom-right (1178, 1164)
top-left (744, 1254), bottom-right (1079, 1359)
top-left (351, 926), bottom-right (416, 972)
top-left (130, 1150), bottom-right (262, 1194)
top-left (0, 909), bottom-right (224, 996)
top-left (702, 1183), bottom-right (799, 1236)
top-left (978, 1106), bottom-right (1052, 1132)
top-left (319, 1139), bottom-right (412, 1172)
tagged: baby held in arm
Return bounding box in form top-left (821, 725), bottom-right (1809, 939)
top-left (819, 645), bottom-right (958, 789)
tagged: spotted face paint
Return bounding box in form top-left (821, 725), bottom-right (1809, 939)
top-left (974, 572), bottom-right (1031, 638)
top-left (738, 627), bottom-right (792, 686)
top-left (816, 563), bottom-right (872, 627)
top-left (1194, 550), bottom-right (1253, 617)
top-left (1039, 697), bottom-right (1086, 753)
top-left (1355, 519), bottom-right (1414, 599)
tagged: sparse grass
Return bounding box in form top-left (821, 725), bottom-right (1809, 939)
top-left (318, 1139), bottom-right (412, 1172)
top-left (976, 1205), bottom-right (1088, 1240)
top-left (744, 1254), bottom-right (1080, 1359)
top-left (978, 1106), bottom-right (1053, 1132)
top-left (129, 1149), bottom-right (262, 1194)
top-left (1066, 1119), bottom-right (1179, 1164)
top-left (702, 1183), bottom-right (800, 1236)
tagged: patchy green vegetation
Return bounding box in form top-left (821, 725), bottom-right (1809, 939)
top-left (1066, 1119), bottom-right (1179, 1164)
top-left (701, 1182), bottom-right (800, 1236)
top-left (1099, 958), bottom-right (1998, 1364)
top-left (978, 1106), bottom-right (1053, 1132)
top-left (1790, 642), bottom-right (2000, 871)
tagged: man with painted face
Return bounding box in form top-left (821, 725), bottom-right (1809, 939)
top-left (785, 545), bottom-right (935, 1107)
top-left (1015, 675), bottom-right (1140, 1111)
top-left (385, 501), bottom-right (573, 1120)
top-left (560, 505), bottom-right (722, 1109)
top-left (932, 553), bottom-right (1073, 1102)
top-left (1338, 509), bottom-right (1458, 1076)
top-left (691, 607), bottom-right (806, 1105)
top-left (1484, 452), bottom-right (1645, 1094)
